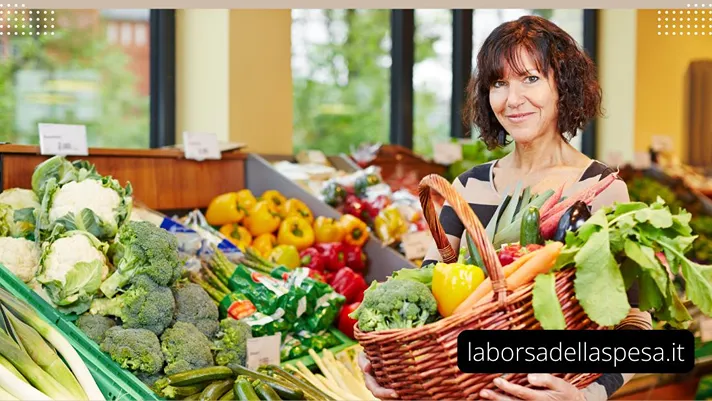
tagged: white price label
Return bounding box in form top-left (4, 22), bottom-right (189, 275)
top-left (38, 123), bottom-right (88, 156)
top-left (433, 142), bottom-right (463, 165)
top-left (246, 334), bottom-right (281, 369)
top-left (401, 231), bottom-right (433, 260)
top-left (182, 132), bottom-right (221, 161)
top-left (651, 135), bottom-right (674, 152)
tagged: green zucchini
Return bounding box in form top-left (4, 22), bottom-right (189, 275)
top-left (253, 380), bottom-right (283, 401)
top-left (235, 377), bottom-right (260, 401)
top-left (520, 206), bottom-right (543, 246)
top-left (219, 389), bottom-right (236, 400)
top-left (166, 366), bottom-right (234, 387)
top-left (232, 366), bottom-right (304, 400)
top-left (184, 393), bottom-right (203, 400)
top-left (200, 379), bottom-right (235, 401)
top-left (264, 365), bottom-right (333, 401)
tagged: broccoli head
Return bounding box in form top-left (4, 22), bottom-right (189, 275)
top-left (349, 279), bottom-right (438, 332)
top-left (160, 321), bottom-right (214, 376)
top-left (213, 318), bottom-right (252, 372)
top-left (99, 220), bottom-right (183, 298)
top-left (90, 275), bottom-right (176, 336)
top-left (76, 314), bottom-right (117, 344)
top-left (171, 281), bottom-right (219, 339)
top-left (100, 326), bottom-right (165, 375)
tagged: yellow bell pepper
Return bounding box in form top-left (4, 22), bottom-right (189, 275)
top-left (219, 223), bottom-right (253, 249)
top-left (205, 190), bottom-right (257, 226)
top-left (313, 216), bottom-right (345, 244)
top-left (269, 244), bottom-right (301, 269)
top-left (252, 233), bottom-right (277, 258)
top-left (277, 216), bottom-right (315, 251)
top-left (431, 262), bottom-right (485, 318)
top-left (242, 201), bottom-right (282, 236)
top-left (339, 214), bottom-right (370, 247)
top-left (283, 198), bottom-right (314, 224)
top-left (260, 190), bottom-right (287, 215)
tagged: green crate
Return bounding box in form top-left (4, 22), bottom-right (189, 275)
top-left (0, 263), bottom-right (161, 401)
top-left (280, 326), bottom-right (357, 370)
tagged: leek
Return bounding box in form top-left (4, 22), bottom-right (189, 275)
top-left (0, 330), bottom-right (75, 400)
top-left (0, 355), bottom-right (27, 384)
top-left (0, 288), bottom-right (104, 400)
top-left (0, 385), bottom-right (18, 401)
top-left (5, 307), bottom-right (87, 400)
top-left (0, 362), bottom-right (50, 401)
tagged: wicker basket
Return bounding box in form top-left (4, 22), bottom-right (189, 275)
top-left (354, 174), bottom-right (605, 400)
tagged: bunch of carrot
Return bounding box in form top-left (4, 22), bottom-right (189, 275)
top-left (452, 241), bottom-right (563, 315)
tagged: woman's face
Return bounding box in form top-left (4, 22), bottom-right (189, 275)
top-left (488, 49), bottom-right (559, 145)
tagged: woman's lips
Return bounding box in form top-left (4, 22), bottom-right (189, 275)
top-left (506, 112), bottom-right (535, 123)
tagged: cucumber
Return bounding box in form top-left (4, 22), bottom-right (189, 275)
top-left (263, 365), bottom-right (332, 401)
top-left (520, 206), bottom-right (543, 246)
top-left (232, 366), bottom-right (304, 400)
top-left (166, 366), bottom-right (234, 387)
top-left (200, 379), bottom-right (235, 401)
top-left (253, 380), bottom-right (283, 401)
top-left (235, 377), bottom-right (260, 401)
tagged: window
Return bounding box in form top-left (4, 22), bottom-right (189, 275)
top-left (0, 8), bottom-right (171, 149)
top-left (291, 9), bottom-right (392, 155)
top-left (413, 9), bottom-right (452, 157)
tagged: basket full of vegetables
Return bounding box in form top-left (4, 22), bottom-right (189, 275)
top-left (352, 173), bottom-right (712, 400)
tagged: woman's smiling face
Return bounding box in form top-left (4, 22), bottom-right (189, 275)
top-left (488, 48), bottom-right (559, 145)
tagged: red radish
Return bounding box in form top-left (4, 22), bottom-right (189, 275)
top-left (541, 173), bottom-right (618, 222)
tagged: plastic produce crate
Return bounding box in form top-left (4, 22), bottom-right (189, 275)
top-left (0, 263), bottom-right (161, 401)
top-left (280, 326), bottom-right (357, 370)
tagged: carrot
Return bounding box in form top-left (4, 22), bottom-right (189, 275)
top-left (452, 249), bottom-right (541, 315)
top-left (471, 242), bottom-right (564, 308)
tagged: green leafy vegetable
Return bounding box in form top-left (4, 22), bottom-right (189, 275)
top-left (531, 274), bottom-right (565, 330)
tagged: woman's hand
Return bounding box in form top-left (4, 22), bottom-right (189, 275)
top-left (358, 351), bottom-right (399, 400)
top-left (479, 374), bottom-right (585, 401)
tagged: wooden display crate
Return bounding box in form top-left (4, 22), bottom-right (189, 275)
top-left (0, 144), bottom-right (247, 212)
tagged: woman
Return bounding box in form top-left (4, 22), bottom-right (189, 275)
top-left (359, 15), bottom-right (652, 401)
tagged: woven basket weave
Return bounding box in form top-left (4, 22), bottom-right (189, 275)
top-left (354, 174), bottom-right (604, 400)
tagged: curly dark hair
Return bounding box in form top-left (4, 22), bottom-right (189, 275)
top-left (463, 15), bottom-right (603, 150)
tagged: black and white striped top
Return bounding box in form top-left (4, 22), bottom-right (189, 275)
top-left (421, 159), bottom-right (646, 400)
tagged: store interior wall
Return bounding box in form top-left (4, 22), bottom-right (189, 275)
top-left (176, 9), bottom-right (708, 163)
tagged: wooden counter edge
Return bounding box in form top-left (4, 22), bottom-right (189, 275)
top-left (0, 144), bottom-right (248, 160)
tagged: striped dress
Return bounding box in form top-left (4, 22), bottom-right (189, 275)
top-left (421, 159), bottom-right (651, 401)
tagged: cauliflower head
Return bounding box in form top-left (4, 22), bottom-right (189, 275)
top-left (0, 188), bottom-right (39, 239)
top-left (37, 230), bottom-right (110, 315)
top-left (0, 237), bottom-right (40, 282)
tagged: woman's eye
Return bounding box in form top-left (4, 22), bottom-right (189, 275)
top-left (525, 76), bottom-right (540, 83)
top-left (493, 81), bottom-right (507, 88)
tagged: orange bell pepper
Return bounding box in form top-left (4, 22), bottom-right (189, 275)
top-left (283, 198), bottom-right (314, 224)
top-left (219, 223), bottom-right (253, 249)
top-left (277, 216), bottom-right (316, 251)
top-left (339, 214), bottom-right (369, 247)
top-left (252, 233), bottom-right (277, 257)
top-left (242, 201), bottom-right (282, 236)
top-left (313, 216), bottom-right (345, 244)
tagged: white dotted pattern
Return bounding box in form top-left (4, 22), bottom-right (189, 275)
top-left (0, 4), bottom-right (54, 35)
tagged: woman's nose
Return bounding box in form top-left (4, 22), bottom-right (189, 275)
top-left (506, 84), bottom-right (526, 108)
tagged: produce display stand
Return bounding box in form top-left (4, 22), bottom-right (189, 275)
top-left (0, 144), bottom-right (248, 213)
top-left (0, 263), bottom-right (161, 401)
top-left (245, 153), bottom-right (417, 282)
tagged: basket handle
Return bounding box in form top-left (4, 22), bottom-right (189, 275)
top-left (418, 174), bottom-right (508, 307)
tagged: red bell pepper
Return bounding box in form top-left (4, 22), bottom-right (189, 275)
top-left (343, 195), bottom-right (375, 223)
top-left (338, 302), bottom-right (361, 339)
top-left (315, 243), bottom-right (346, 271)
top-left (342, 244), bottom-right (367, 272)
top-left (329, 267), bottom-right (368, 304)
top-left (300, 248), bottom-right (326, 272)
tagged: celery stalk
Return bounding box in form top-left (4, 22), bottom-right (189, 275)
top-left (5, 307), bottom-right (87, 400)
top-left (0, 288), bottom-right (104, 400)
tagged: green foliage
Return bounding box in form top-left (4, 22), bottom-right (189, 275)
top-left (0, 11), bottom-right (149, 148)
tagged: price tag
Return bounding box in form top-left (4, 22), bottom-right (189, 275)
top-left (38, 123), bottom-right (88, 156)
top-left (246, 334), bottom-right (281, 369)
top-left (433, 142), bottom-right (463, 165)
top-left (182, 132), bottom-right (221, 161)
top-left (401, 231), bottom-right (433, 260)
top-left (632, 151), bottom-right (652, 170)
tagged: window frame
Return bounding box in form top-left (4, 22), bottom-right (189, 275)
top-left (149, 9), bottom-right (177, 148)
